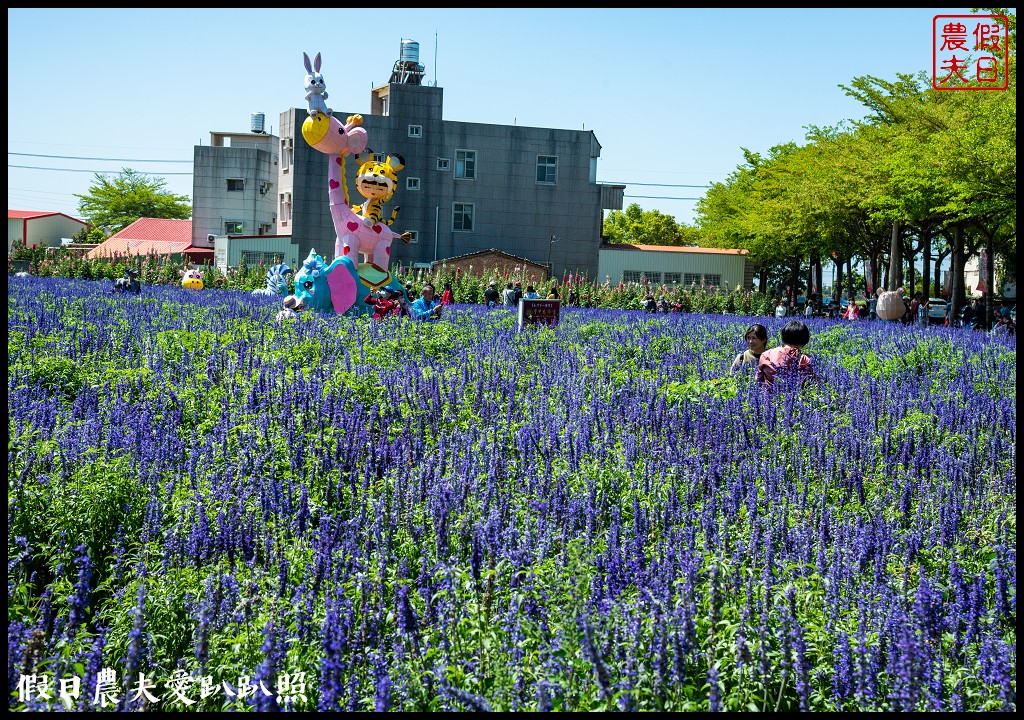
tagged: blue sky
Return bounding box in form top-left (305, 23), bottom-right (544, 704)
top-left (7, 7), bottom-right (1000, 226)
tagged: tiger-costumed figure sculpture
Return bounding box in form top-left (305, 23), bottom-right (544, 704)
top-left (297, 52), bottom-right (412, 315)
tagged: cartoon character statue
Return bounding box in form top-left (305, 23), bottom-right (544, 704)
top-left (336, 149), bottom-right (414, 271)
top-left (291, 248), bottom-right (361, 315)
top-left (252, 262), bottom-right (293, 297)
top-left (181, 269), bottom-right (204, 290)
top-left (298, 53), bottom-right (414, 316)
top-left (875, 287), bottom-right (906, 321)
top-left (303, 52), bottom-right (331, 118)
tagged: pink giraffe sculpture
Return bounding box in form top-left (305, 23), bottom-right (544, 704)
top-left (302, 111), bottom-right (409, 276)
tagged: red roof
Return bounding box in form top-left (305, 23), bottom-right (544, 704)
top-left (600, 241), bottom-right (748, 255)
top-left (87, 218), bottom-right (196, 259)
top-left (8, 209), bottom-right (89, 225)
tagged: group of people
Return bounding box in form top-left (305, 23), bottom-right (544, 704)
top-left (275, 281), bottom-right (448, 323)
top-left (483, 281), bottom-right (560, 309)
top-left (644, 295), bottom-right (684, 313)
top-left (363, 283), bottom-right (446, 321)
top-left (730, 321), bottom-right (815, 389)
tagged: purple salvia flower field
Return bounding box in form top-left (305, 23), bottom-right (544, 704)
top-left (7, 276), bottom-right (1016, 711)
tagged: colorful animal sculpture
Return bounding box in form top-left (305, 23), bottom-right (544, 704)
top-left (875, 287), bottom-right (906, 321)
top-left (303, 52), bottom-right (331, 118)
top-left (333, 150), bottom-right (413, 274)
top-left (252, 262), bottom-right (293, 297)
top-left (290, 248), bottom-right (356, 315)
top-left (352, 150), bottom-right (405, 229)
top-left (181, 269), bottom-right (204, 290)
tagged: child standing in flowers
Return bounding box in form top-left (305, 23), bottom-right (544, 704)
top-left (756, 320), bottom-right (815, 389)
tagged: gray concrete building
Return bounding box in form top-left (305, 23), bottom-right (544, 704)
top-left (275, 42), bottom-right (623, 280)
top-left (192, 117), bottom-right (280, 252)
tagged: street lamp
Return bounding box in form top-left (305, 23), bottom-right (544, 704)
top-left (547, 235), bottom-right (559, 278)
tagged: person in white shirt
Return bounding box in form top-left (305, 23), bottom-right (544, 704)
top-left (775, 300), bottom-right (788, 318)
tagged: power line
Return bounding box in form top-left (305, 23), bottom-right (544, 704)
top-left (9, 152), bottom-right (193, 163)
top-left (9, 164), bottom-right (192, 175)
top-left (605, 181), bottom-right (711, 188)
top-left (624, 195), bottom-right (703, 200)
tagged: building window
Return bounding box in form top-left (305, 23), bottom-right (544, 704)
top-left (705, 274), bottom-right (722, 288)
top-left (642, 271), bottom-right (663, 284)
top-left (280, 138), bottom-right (292, 172)
top-left (408, 124), bottom-right (422, 138)
top-left (381, 97), bottom-right (389, 116)
top-left (241, 251), bottom-right (283, 267)
top-left (279, 192), bottom-right (292, 227)
top-left (664, 272), bottom-right (681, 285)
top-left (437, 158), bottom-right (450, 171)
top-left (405, 230), bottom-right (419, 244)
top-left (258, 223), bottom-right (272, 235)
top-left (536, 155), bottom-right (557, 184)
top-left (452, 203), bottom-right (474, 232)
top-left (684, 273), bottom-right (702, 286)
top-left (622, 271), bottom-right (643, 284)
top-left (455, 150), bottom-right (476, 179)
top-left (225, 221), bottom-right (244, 235)
top-left (406, 177), bottom-right (420, 191)
top-left (227, 179), bottom-right (245, 192)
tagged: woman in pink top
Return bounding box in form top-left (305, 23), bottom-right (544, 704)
top-left (757, 320), bottom-right (815, 388)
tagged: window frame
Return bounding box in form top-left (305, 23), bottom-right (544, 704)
top-left (436, 158), bottom-right (450, 171)
top-left (408, 124), bottom-right (423, 138)
top-left (536, 155), bottom-right (558, 184)
top-left (227, 178), bottom-right (245, 192)
top-left (406, 177), bottom-right (420, 191)
top-left (404, 230), bottom-right (419, 244)
top-left (452, 202), bottom-right (475, 232)
top-left (224, 220), bottom-right (245, 235)
top-left (454, 149), bottom-right (476, 180)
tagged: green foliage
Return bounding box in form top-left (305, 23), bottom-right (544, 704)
top-left (603, 203), bottom-right (683, 245)
top-left (74, 168), bottom-right (191, 233)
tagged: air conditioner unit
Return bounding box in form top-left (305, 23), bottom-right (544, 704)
top-left (207, 234), bottom-right (216, 243)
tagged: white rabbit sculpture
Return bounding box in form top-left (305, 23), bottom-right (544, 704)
top-left (303, 52), bottom-right (331, 118)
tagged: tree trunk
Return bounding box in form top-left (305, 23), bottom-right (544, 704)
top-left (950, 225), bottom-right (966, 321)
top-left (846, 257), bottom-right (855, 299)
top-left (906, 244), bottom-right (916, 295)
top-left (921, 228), bottom-right (932, 299)
top-left (986, 242), bottom-right (996, 328)
top-left (888, 221), bottom-right (901, 291)
top-left (789, 256), bottom-right (801, 302)
top-left (759, 266), bottom-right (768, 294)
top-left (833, 256), bottom-right (844, 304)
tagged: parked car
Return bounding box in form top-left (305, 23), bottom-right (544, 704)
top-left (927, 298), bottom-right (948, 325)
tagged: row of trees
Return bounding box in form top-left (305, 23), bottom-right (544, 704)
top-left (604, 10), bottom-right (1016, 323)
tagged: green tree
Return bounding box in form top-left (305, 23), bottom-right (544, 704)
top-left (602, 204), bottom-right (681, 245)
top-left (74, 168), bottom-right (191, 234)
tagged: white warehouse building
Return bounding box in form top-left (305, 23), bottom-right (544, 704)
top-left (597, 242), bottom-right (754, 290)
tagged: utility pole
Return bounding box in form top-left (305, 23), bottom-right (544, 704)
top-left (547, 235), bottom-right (559, 279)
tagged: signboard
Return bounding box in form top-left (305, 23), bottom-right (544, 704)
top-left (517, 298), bottom-right (560, 329)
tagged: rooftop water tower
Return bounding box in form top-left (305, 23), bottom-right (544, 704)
top-left (389, 38), bottom-right (425, 85)
top-left (251, 112), bottom-right (266, 134)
